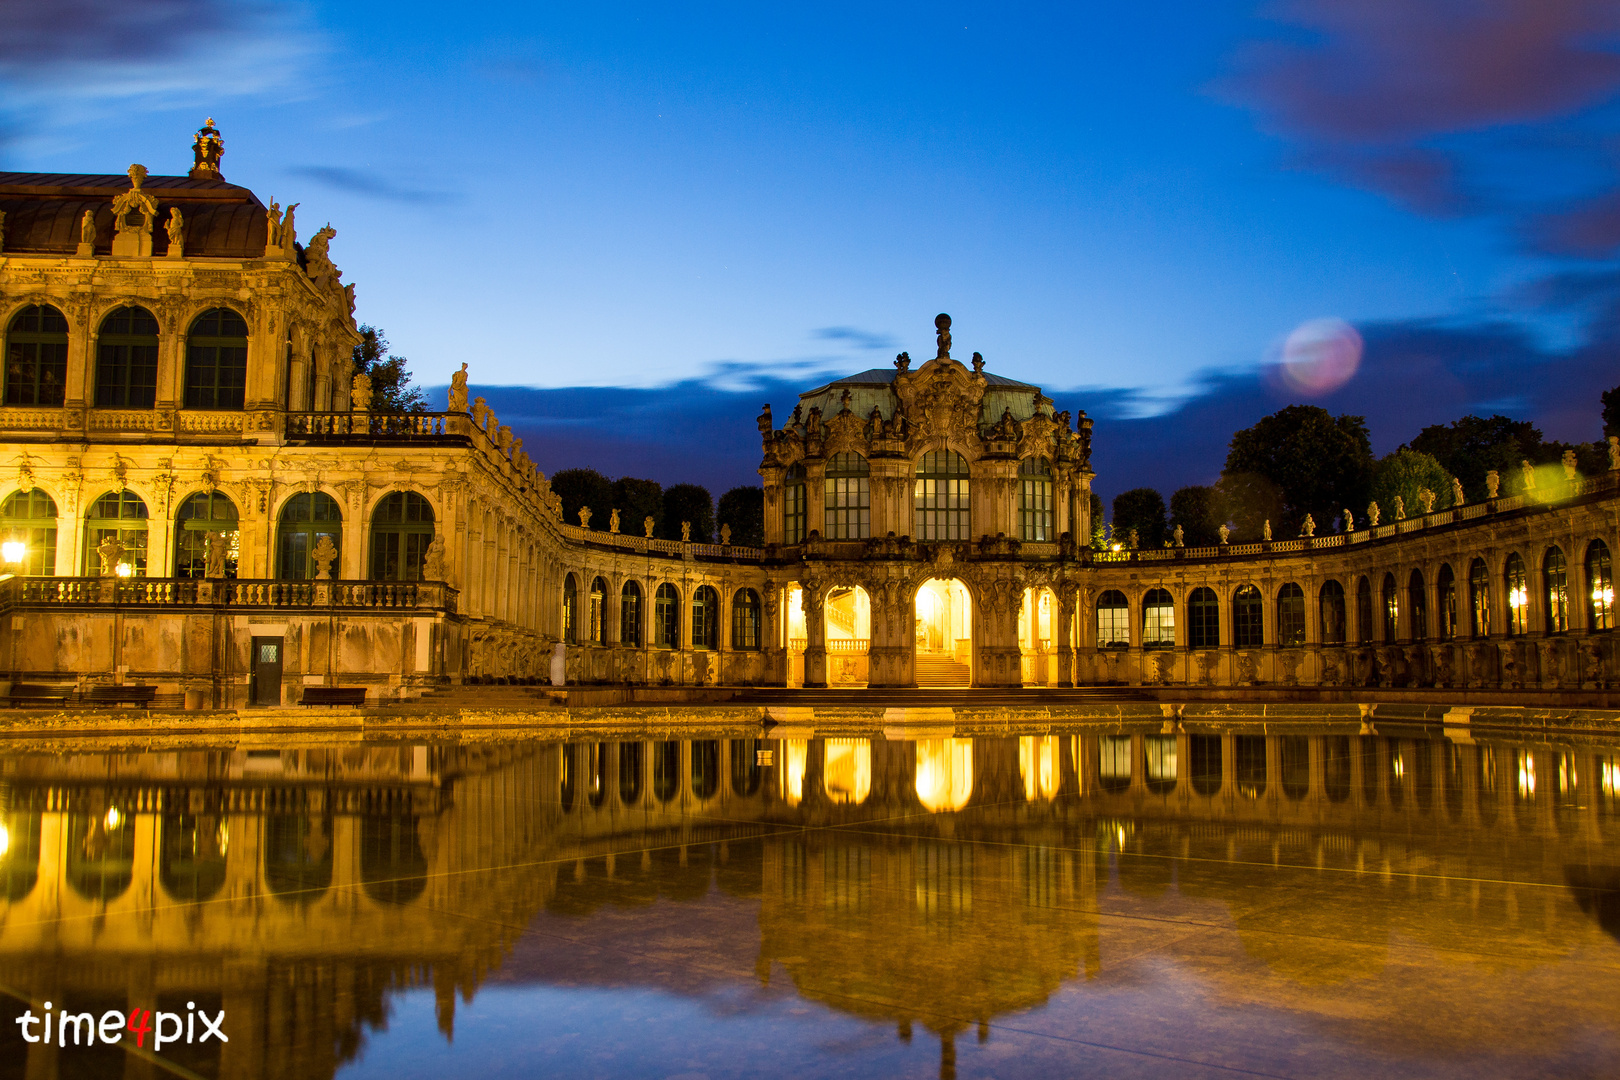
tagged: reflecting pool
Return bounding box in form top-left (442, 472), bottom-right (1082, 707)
top-left (3, 723), bottom-right (1620, 1078)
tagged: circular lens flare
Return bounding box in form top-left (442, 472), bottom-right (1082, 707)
top-left (1277, 317), bottom-right (1362, 396)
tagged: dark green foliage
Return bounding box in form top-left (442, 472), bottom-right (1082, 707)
top-left (613, 477), bottom-right (664, 538)
top-left (1223, 405), bottom-right (1373, 536)
top-left (1088, 492), bottom-right (1106, 550)
top-left (716, 486), bottom-right (764, 547)
top-left (1111, 487), bottom-right (1166, 548)
top-left (351, 325), bottom-right (427, 414)
top-left (1604, 385), bottom-right (1620, 437)
top-left (661, 483), bottom-right (714, 543)
top-left (1404, 414), bottom-right (1551, 500)
top-left (551, 468), bottom-right (614, 529)
top-left (1169, 485), bottom-right (1225, 546)
top-left (1370, 450), bottom-right (1453, 517)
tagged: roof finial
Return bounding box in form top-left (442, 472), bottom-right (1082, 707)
top-left (127, 163), bottom-right (147, 191)
top-left (190, 118), bottom-right (224, 181)
top-left (972, 352), bottom-right (985, 374)
top-left (934, 313), bottom-right (951, 359)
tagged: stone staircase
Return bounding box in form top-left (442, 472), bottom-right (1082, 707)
top-left (915, 654), bottom-right (972, 687)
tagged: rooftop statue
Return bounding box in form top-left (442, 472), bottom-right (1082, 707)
top-left (189, 117), bottom-right (224, 180)
top-left (935, 312), bottom-right (951, 358)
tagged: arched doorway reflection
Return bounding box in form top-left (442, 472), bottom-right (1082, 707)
top-left (824, 739), bottom-right (872, 804)
top-left (914, 577), bottom-right (972, 686)
top-left (1020, 735), bottom-right (1060, 801)
top-left (916, 738), bottom-right (974, 811)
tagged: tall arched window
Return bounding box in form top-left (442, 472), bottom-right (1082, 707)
top-left (1356, 576), bottom-right (1373, 644)
top-left (5, 304), bottom-right (68, 406)
top-left (692, 585), bottom-right (719, 649)
top-left (1407, 570), bottom-right (1427, 642)
top-left (562, 574), bottom-right (579, 645)
top-left (369, 492), bottom-right (434, 580)
top-left (1017, 457), bottom-right (1053, 541)
top-left (1381, 573), bottom-right (1398, 642)
top-left (732, 588), bottom-right (761, 649)
top-left (1469, 558), bottom-right (1491, 638)
top-left (95, 305), bottom-right (159, 408)
top-left (915, 450), bottom-right (969, 541)
top-left (84, 491), bottom-right (148, 576)
top-left (184, 308), bottom-right (249, 409)
top-left (1544, 547), bottom-right (1568, 634)
top-left (0, 490), bottom-right (57, 576)
top-left (1233, 585), bottom-right (1262, 648)
top-left (824, 453), bottom-right (870, 539)
top-left (621, 581), bottom-right (643, 646)
top-left (1588, 540), bottom-right (1613, 631)
top-left (1096, 589), bottom-right (1129, 648)
top-left (175, 491), bottom-right (238, 578)
top-left (1277, 583), bottom-right (1305, 646)
top-left (1319, 580), bottom-right (1346, 644)
top-left (654, 583), bottom-right (680, 648)
top-left (1437, 564), bottom-right (1457, 640)
top-left (1504, 552), bottom-right (1528, 635)
top-left (1188, 586), bottom-right (1219, 648)
top-left (1142, 588), bottom-right (1174, 648)
top-left (783, 463), bottom-right (807, 543)
top-left (277, 492), bottom-right (342, 580)
top-left (589, 577), bottom-right (607, 644)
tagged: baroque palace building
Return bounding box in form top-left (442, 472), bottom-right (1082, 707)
top-left (0, 124), bottom-right (1617, 704)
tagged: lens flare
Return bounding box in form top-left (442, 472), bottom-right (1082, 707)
top-left (1277, 317), bottom-right (1362, 396)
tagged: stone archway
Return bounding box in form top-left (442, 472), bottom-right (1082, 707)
top-left (914, 577), bottom-right (973, 687)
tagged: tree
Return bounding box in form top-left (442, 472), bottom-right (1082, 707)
top-left (550, 468), bottom-right (613, 529)
top-left (660, 483), bottom-right (714, 542)
top-left (1111, 487), bottom-right (1166, 548)
top-left (717, 486), bottom-right (764, 547)
top-left (351, 325), bottom-right (427, 413)
top-left (612, 477), bottom-right (663, 538)
top-left (1604, 384), bottom-right (1620, 437)
top-left (1223, 405), bottom-right (1373, 536)
top-left (1405, 414), bottom-right (1547, 501)
top-left (1169, 485), bottom-right (1225, 547)
top-left (1088, 492), bottom-right (1106, 550)
top-left (1370, 450), bottom-right (1454, 519)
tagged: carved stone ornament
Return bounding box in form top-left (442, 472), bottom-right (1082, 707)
top-left (110, 165), bottom-right (159, 258)
top-left (1451, 476), bottom-right (1466, 507)
top-left (609, 508), bottom-right (620, 534)
top-left (644, 515), bottom-right (656, 538)
top-left (96, 535), bottom-right (124, 577)
top-left (577, 506), bottom-right (592, 529)
top-left (311, 534), bottom-right (338, 580)
top-left (190, 118), bottom-right (224, 181)
top-left (681, 521), bottom-right (691, 542)
top-left (450, 363), bottom-right (469, 412)
top-left (423, 535), bottom-right (446, 580)
top-left (351, 372), bottom-right (373, 412)
top-left (165, 207), bottom-right (185, 258)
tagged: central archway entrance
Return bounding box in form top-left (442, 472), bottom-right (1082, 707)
top-left (824, 585), bottom-right (870, 686)
top-left (914, 577), bottom-right (972, 687)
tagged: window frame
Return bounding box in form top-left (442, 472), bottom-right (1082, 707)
top-left (1017, 456), bottom-right (1053, 542)
top-left (914, 450), bottom-right (970, 542)
top-left (183, 307), bottom-right (249, 410)
top-left (620, 581), bottom-right (643, 646)
top-left (1233, 584), bottom-right (1263, 649)
top-left (276, 491), bottom-right (342, 580)
top-left (5, 304), bottom-right (69, 407)
top-left (1588, 540), bottom-right (1613, 632)
top-left (783, 463), bottom-right (807, 544)
top-left (1188, 586), bottom-right (1220, 649)
top-left (0, 489), bottom-right (58, 576)
top-left (732, 588), bottom-right (761, 650)
top-left (823, 453), bottom-right (870, 540)
top-left (94, 305), bottom-right (160, 409)
top-left (1141, 587), bottom-right (1175, 649)
top-left (1319, 580), bottom-right (1346, 645)
top-left (1095, 589), bottom-right (1130, 649)
top-left (654, 583), bottom-right (680, 649)
top-left (1277, 583), bottom-right (1305, 646)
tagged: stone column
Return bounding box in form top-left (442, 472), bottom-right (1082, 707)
top-left (806, 461), bottom-right (827, 538)
top-left (975, 578), bottom-right (1023, 687)
top-left (1055, 587), bottom-right (1076, 687)
top-left (802, 582), bottom-right (827, 688)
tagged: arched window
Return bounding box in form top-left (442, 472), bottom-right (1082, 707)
top-left (1142, 588), bottom-right (1174, 649)
top-left (0, 490), bottom-right (57, 576)
top-left (783, 463), bottom-right (807, 543)
top-left (621, 581), bottom-right (643, 646)
top-left (589, 577), bottom-right (607, 645)
top-left (654, 583), bottom-right (680, 648)
top-left (619, 743), bottom-right (644, 805)
top-left (1319, 580), bottom-right (1346, 645)
top-left (1096, 589), bottom-right (1129, 648)
top-left (824, 453), bottom-right (870, 539)
top-left (1408, 570), bottom-right (1427, 642)
top-left (1544, 547), bottom-right (1568, 634)
top-left (732, 588), bottom-right (761, 649)
top-left (1504, 553), bottom-right (1528, 635)
top-left (1188, 586), bottom-right (1219, 648)
top-left (1469, 558), bottom-right (1491, 638)
top-left (692, 585), bottom-right (719, 649)
top-left (1381, 573), bottom-right (1398, 642)
top-left (1437, 564), bottom-right (1457, 640)
top-left (159, 813), bottom-right (228, 903)
top-left (85, 490), bottom-right (148, 576)
top-left (1233, 585), bottom-right (1262, 648)
top-left (5, 304), bottom-right (68, 406)
top-left (1588, 540), bottom-right (1613, 631)
top-left (95, 305), bottom-right (159, 408)
top-left (276, 492), bottom-right (342, 580)
top-left (562, 574), bottom-right (579, 645)
top-left (1356, 576), bottom-right (1373, 644)
top-left (369, 491), bottom-right (434, 580)
top-left (915, 450), bottom-right (969, 541)
top-left (184, 308), bottom-right (249, 409)
top-left (175, 491), bottom-right (238, 578)
top-left (1017, 457), bottom-right (1053, 541)
top-left (1277, 583), bottom-right (1305, 646)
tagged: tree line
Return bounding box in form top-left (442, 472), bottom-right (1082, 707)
top-left (550, 469), bottom-right (765, 547)
top-left (1103, 391), bottom-right (1620, 549)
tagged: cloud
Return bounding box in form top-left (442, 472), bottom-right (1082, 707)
top-left (812, 326), bottom-right (899, 351)
top-left (287, 166), bottom-right (457, 206)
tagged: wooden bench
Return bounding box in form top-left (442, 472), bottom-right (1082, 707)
top-left (300, 687), bottom-right (368, 707)
top-left (85, 685), bottom-right (158, 707)
top-left (5, 684), bottom-right (73, 707)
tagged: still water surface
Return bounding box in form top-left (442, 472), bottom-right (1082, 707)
top-left (2, 723), bottom-right (1619, 1079)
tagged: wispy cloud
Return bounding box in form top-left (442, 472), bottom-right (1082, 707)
top-left (812, 326), bottom-right (899, 351)
top-left (287, 166), bottom-right (457, 206)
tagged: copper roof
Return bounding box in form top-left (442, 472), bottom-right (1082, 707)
top-left (0, 172), bottom-right (270, 259)
top-left (801, 366), bottom-right (1037, 398)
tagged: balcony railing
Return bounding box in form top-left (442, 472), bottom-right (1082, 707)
top-left (286, 411), bottom-right (462, 439)
top-left (0, 577), bottom-right (458, 613)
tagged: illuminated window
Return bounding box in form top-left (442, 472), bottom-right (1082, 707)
top-left (914, 450), bottom-right (970, 541)
top-left (5, 304), bottom-right (68, 406)
top-left (1588, 540), bottom-right (1613, 631)
top-left (823, 453), bottom-right (870, 539)
top-left (1099, 735), bottom-right (1132, 792)
top-left (620, 581), bottom-right (642, 646)
top-left (589, 577), bottom-right (607, 645)
top-left (1142, 588), bottom-right (1174, 648)
top-left (184, 308), bottom-right (248, 409)
top-left (783, 463), bottom-right (807, 543)
top-left (95, 305), bottom-right (160, 408)
top-left (1188, 586), bottom-right (1219, 648)
top-left (1017, 456), bottom-right (1052, 541)
top-left (732, 588), bottom-right (761, 649)
top-left (1319, 580), bottom-right (1346, 645)
top-left (1436, 564), bottom-right (1457, 640)
top-left (1233, 584), bottom-right (1262, 648)
top-left (654, 583), bottom-right (679, 648)
top-left (562, 574), bottom-right (578, 645)
top-left (1505, 552), bottom-right (1528, 636)
top-left (1545, 547), bottom-right (1568, 634)
top-left (85, 490), bottom-right (149, 577)
top-left (1096, 589), bottom-right (1129, 648)
top-left (1277, 582), bottom-right (1305, 646)
top-left (1469, 559), bottom-right (1491, 638)
top-left (0, 490), bottom-right (57, 576)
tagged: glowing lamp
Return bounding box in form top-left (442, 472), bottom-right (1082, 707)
top-left (104, 806), bottom-right (122, 830)
top-left (115, 562), bottom-right (133, 578)
top-left (0, 822), bottom-right (9, 858)
top-left (1509, 586), bottom-right (1528, 609)
top-left (0, 541), bottom-right (24, 564)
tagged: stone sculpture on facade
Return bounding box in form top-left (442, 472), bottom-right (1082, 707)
top-left (78, 210), bottom-right (97, 254)
top-left (96, 535), bottom-right (124, 577)
top-left (935, 313), bottom-right (952, 358)
top-left (311, 535), bottom-right (338, 580)
top-left (1262, 520), bottom-right (1272, 542)
top-left (1563, 448), bottom-right (1579, 481)
top-left (1172, 524), bottom-right (1184, 547)
top-left (1301, 514), bottom-right (1315, 537)
top-left (1343, 509), bottom-right (1353, 532)
top-left (1367, 501), bottom-right (1380, 527)
top-left (609, 508), bottom-right (620, 533)
top-left (577, 506), bottom-right (592, 528)
top-left (1609, 436), bottom-right (1620, 471)
top-left (0, 210), bottom-right (6, 253)
top-left (681, 521), bottom-right (692, 542)
top-left (1394, 495), bottom-right (1405, 520)
top-left (351, 372), bottom-right (373, 412)
top-left (1218, 523), bottom-right (1229, 544)
top-left (1451, 477), bottom-right (1465, 507)
top-left (450, 364), bottom-right (469, 411)
top-left (110, 164), bottom-right (159, 257)
top-left (189, 118), bottom-right (224, 180)
top-left (165, 207), bottom-right (184, 257)
top-left (721, 523), bottom-right (732, 545)
top-left (423, 536), bottom-right (445, 580)
top-left (644, 516), bottom-right (656, 538)
top-left (1521, 459), bottom-right (1536, 491)
top-left (1418, 488), bottom-right (1436, 514)
top-left (1486, 470), bottom-right (1501, 498)
top-left (203, 532), bottom-right (228, 579)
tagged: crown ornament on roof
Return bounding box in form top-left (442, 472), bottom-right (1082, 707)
top-left (190, 118), bottom-right (224, 180)
top-left (935, 313), bottom-right (952, 359)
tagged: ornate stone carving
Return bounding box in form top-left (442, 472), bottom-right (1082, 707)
top-left (311, 534), bottom-right (338, 580)
top-left (450, 363), bottom-right (469, 412)
top-left (1451, 476), bottom-right (1465, 507)
top-left (110, 165), bottom-right (158, 258)
top-left (96, 535), bottom-right (124, 577)
top-left (164, 207), bottom-right (184, 258)
top-left (189, 118), bottom-right (224, 180)
top-left (423, 535), bottom-right (446, 580)
top-left (577, 506), bottom-right (592, 528)
top-left (351, 372), bottom-right (372, 412)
